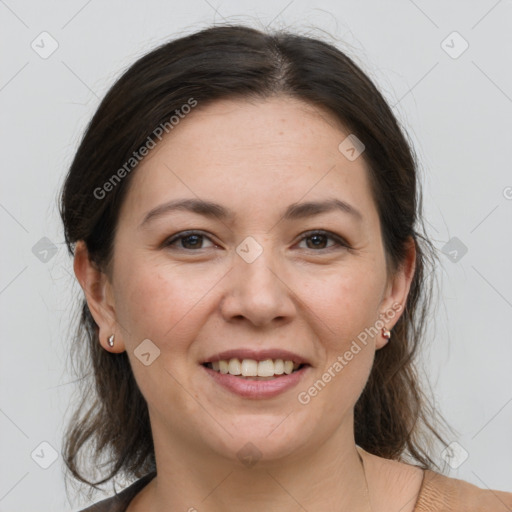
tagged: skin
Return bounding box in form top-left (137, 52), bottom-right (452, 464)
top-left (74, 96), bottom-right (423, 512)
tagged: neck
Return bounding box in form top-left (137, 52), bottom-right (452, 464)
top-left (141, 416), bottom-right (372, 512)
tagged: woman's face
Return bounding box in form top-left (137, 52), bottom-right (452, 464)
top-left (83, 96), bottom-right (413, 465)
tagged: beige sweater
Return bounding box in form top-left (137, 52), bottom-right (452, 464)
top-left (414, 469), bottom-right (512, 511)
top-left (78, 469), bottom-right (512, 511)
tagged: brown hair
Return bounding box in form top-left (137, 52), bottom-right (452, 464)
top-left (59, 23), bottom-right (453, 494)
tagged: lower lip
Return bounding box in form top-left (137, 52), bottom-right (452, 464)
top-left (202, 365), bottom-right (310, 399)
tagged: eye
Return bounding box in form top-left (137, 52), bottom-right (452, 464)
top-left (296, 230), bottom-right (349, 251)
top-left (162, 229), bottom-right (350, 252)
top-left (163, 230), bottom-right (216, 250)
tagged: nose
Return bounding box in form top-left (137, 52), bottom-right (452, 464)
top-left (219, 243), bottom-right (296, 328)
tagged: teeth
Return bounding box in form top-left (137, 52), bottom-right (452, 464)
top-left (257, 359), bottom-right (275, 377)
top-left (274, 359), bottom-right (284, 375)
top-left (241, 359), bottom-right (258, 376)
top-left (228, 358), bottom-right (242, 375)
top-left (207, 358), bottom-right (302, 377)
top-left (284, 360), bottom-right (294, 375)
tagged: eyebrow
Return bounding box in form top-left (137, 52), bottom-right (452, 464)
top-left (138, 197), bottom-right (363, 229)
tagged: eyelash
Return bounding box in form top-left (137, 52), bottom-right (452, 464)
top-left (163, 230), bottom-right (350, 252)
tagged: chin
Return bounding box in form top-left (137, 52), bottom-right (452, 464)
top-left (206, 413), bottom-right (315, 465)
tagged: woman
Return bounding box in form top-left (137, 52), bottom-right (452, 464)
top-left (60, 24), bottom-right (512, 511)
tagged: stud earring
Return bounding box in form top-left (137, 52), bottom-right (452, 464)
top-left (382, 328), bottom-right (391, 340)
top-left (107, 334), bottom-right (115, 347)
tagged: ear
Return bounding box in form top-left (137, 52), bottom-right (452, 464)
top-left (376, 237), bottom-right (416, 350)
top-left (73, 240), bottom-right (126, 353)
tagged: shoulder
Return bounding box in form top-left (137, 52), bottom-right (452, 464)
top-left (415, 469), bottom-right (512, 512)
top-left (358, 447), bottom-right (512, 512)
top-left (76, 472), bottom-right (156, 512)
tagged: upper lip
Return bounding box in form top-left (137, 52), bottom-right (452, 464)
top-left (202, 349), bottom-right (310, 366)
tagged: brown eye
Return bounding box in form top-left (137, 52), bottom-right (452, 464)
top-left (164, 231), bottom-right (215, 250)
top-left (297, 231), bottom-right (349, 251)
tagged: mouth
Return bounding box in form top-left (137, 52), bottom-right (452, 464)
top-left (200, 350), bottom-right (311, 399)
top-left (202, 359), bottom-right (308, 380)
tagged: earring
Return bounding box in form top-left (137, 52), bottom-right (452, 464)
top-left (382, 328), bottom-right (391, 340)
top-left (107, 334), bottom-right (115, 347)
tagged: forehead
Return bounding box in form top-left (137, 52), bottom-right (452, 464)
top-left (118, 96), bottom-right (378, 228)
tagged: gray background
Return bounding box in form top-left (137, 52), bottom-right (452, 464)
top-left (1, 0), bottom-right (511, 510)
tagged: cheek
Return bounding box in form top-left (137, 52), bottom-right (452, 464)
top-left (111, 258), bottom-right (216, 409)
top-left (300, 264), bottom-right (385, 344)
top-left (112, 256), bottom-right (226, 347)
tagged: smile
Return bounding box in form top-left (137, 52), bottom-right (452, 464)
top-left (201, 360), bottom-right (310, 399)
top-left (203, 358), bottom-right (305, 379)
